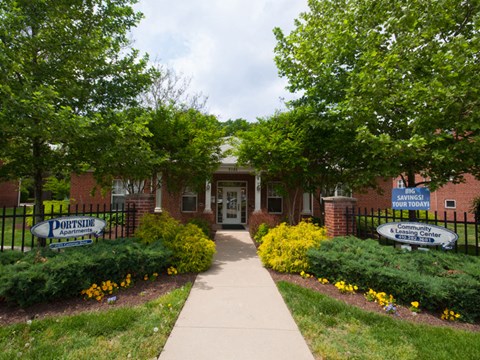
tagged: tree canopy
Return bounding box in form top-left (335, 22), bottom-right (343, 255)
top-left (274, 0), bottom-right (480, 190)
top-left (0, 0), bottom-right (153, 209)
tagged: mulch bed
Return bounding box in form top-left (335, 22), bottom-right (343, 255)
top-left (1, 269), bottom-right (479, 333)
top-left (0, 273), bottom-right (196, 326)
top-left (268, 269), bottom-right (480, 332)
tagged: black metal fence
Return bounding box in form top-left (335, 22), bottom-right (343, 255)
top-left (0, 203), bottom-right (136, 252)
top-left (346, 207), bottom-right (480, 256)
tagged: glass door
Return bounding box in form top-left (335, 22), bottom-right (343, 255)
top-left (222, 187), bottom-right (241, 224)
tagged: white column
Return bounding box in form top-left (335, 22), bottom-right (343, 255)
top-left (154, 173), bottom-right (162, 213)
top-left (302, 192), bottom-right (312, 215)
top-left (254, 174), bottom-right (261, 212)
top-left (204, 180), bottom-right (212, 213)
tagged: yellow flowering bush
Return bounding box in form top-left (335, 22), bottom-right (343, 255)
top-left (258, 221), bottom-right (328, 273)
top-left (318, 278), bottom-right (329, 284)
top-left (334, 281), bottom-right (358, 294)
top-left (441, 308), bottom-right (461, 321)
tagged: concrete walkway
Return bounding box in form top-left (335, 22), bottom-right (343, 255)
top-left (158, 230), bottom-right (314, 360)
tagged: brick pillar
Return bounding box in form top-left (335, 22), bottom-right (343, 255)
top-left (125, 194), bottom-right (155, 236)
top-left (324, 196), bottom-right (357, 238)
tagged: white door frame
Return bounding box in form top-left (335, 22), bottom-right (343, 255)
top-left (222, 187), bottom-right (242, 224)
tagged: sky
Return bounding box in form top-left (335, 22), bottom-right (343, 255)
top-left (130, 0), bottom-right (308, 122)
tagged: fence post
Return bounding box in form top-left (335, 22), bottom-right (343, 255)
top-left (125, 194), bottom-right (155, 235)
top-left (324, 196), bottom-right (357, 238)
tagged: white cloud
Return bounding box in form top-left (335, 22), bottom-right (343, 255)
top-left (131, 0), bottom-right (308, 121)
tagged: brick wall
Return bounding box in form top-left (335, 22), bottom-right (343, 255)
top-left (324, 196), bottom-right (357, 238)
top-left (70, 172), bottom-right (110, 208)
top-left (354, 177), bottom-right (393, 211)
top-left (125, 193), bottom-right (155, 233)
top-left (0, 180), bottom-right (19, 207)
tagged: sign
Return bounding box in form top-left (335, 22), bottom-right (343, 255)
top-left (377, 222), bottom-right (458, 250)
top-left (31, 216), bottom-right (106, 239)
top-left (49, 239), bottom-right (93, 250)
top-left (392, 188), bottom-right (430, 210)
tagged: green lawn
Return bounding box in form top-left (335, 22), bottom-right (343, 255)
top-left (0, 207), bottom-right (35, 249)
top-left (0, 284), bottom-right (191, 359)
top-left (278, 281), bottom-right (480, 360)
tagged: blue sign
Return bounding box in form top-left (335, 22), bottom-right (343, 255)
top-left (49, 239), bottom-right (93, 250)
top-left (392, 188), bottom-right (430, 210)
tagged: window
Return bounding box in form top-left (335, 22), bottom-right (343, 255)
top-left (397, 179), bottom-right (405, 188)
top-left (112, 179), bottom-right (127, 209)
top-left (182, 188), bottom-right (197, 212)
top-left (267, 183), bottom-right (283, 214)
top-left (445, 199), bottom-right (456, 209)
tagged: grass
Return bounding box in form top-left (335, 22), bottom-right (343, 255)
top-left (0, 283), bottom-right (191, 359)
top-left (278, 281), bottom-right (480, 360)
top-left (0, 207), bottom-right (35, 249)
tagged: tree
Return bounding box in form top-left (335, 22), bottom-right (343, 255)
top-left (147, 105), bottom-right (224, 194)
top-left (0, 0), bottom-right (153, 227)
top-left (141, 62), bottom-right (208, 112)
top-left (274, 0), bottom-right (480, 193)
top-left (236, 111), bottom-right (309, 224)
top-left (219, 118), bottom-right (251, 136)
top-left (237, 107), bottom-right (366, 224)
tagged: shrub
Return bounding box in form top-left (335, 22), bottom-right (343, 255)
top-left (248, 211), bottom-right (279, 239)
top-left (258, 221), bottom-right (328, 273)
top-left (187, 217), bottom-right (212, 238)
top-left (254, 223), bottom-right (270, 244)
top-left (135, 212), bottom-right (180, 244)
top-left (162, 224), bottom-right (216, 273)
top-left (0, 238), bottom-right (171, 307)
top-left (136, 213), bottom-right (216, 273)
top-left (307, 236), bottom-right (480, 322)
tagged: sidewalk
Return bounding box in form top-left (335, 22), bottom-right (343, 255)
top-left (158, 230), bottom-right (314, 360)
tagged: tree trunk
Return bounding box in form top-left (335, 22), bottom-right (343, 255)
top-left (33, 140), bottom-right (46, 247)
top-left (407, 170), bottom-right (417, 222)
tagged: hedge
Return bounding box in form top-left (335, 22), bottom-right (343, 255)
top-left (307, 237), bottom-right (480, 322)
top-left (0, 238), bottom-right (171, 307)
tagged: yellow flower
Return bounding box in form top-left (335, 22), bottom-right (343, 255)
top-left (411, 301), bottom-right (419, 308)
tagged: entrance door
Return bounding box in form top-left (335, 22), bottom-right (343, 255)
top-left (222, 187), bottom-right (241, 224)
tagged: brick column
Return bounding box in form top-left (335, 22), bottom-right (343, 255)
top-left (125, 194), bottom-right (155, 236)
top-left (324, 196), bottom-right (357, 238)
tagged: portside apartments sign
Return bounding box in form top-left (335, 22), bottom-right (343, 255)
top-left (377, 222), bottom-right (458, 250)
top-left (31, 216), bottom-right (106, 249)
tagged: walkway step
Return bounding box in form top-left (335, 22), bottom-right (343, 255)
top-left (158, 230), bottom-right (314, 360)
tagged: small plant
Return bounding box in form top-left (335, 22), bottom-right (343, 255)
top-left (120, 274), bottom-right (132, 288)
top-left (364, 288), bottom-right (377, 302)
top-left (318, 278), bottom-right (329, 284)
top-left (441, 308), bottom-right (461, 321)
top-left (384, 303), bottom-right (398, 315)
top-left (107, 296), bottom-right (117, 305)
top-left (82, 279), bottom-right (119, 302)
top-left (410, 301), bottom-right (421, 313)
top-left (334, 281), bottom-right (358, 294)
top-left (167, 266), bottom-right (178, 276)
top-left (300, 271), bottom-right (313, 279)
